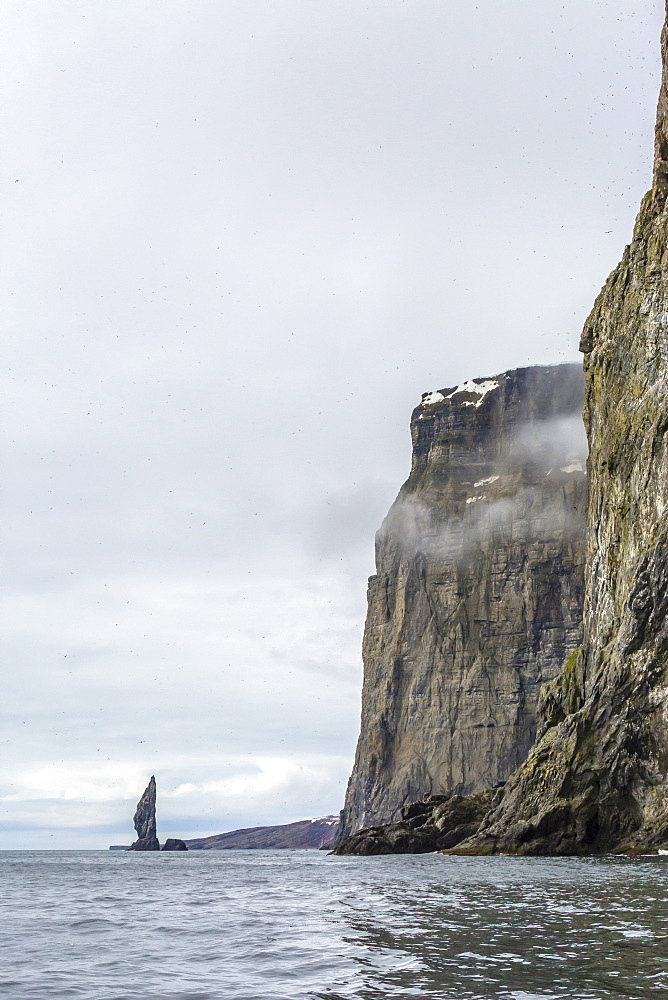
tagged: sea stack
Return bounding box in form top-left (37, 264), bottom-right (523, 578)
top-left (456, 1), bottom-right (668, 855)
top-left (336, 364), bottom-right (587, 843)
top-left (162, 838), bottom-right (188, 851)
top-left (128, 775), bottom-right (160, 851)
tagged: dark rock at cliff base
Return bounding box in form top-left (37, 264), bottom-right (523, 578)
top-left (161, 838), bottom-right (188, 852)
top-left (128, 775), bottom-right (160, 851)
top-left (451, 2), bottom-right (668, 858)
top-left (336, 363), bottom-right (586, 844)
top-left (332, 790), bottom-right (496, 855)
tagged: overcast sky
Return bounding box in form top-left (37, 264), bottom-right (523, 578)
top-left (1, 0), bottom-right (664, 848)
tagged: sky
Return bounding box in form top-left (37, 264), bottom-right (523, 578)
top-left (1, 0), bottom-right (664, 849)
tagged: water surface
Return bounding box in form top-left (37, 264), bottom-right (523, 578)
top-left (1, 850), bottom-right (666, 999)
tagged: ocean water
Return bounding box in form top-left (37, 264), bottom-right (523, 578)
top-left (1, 850), bottom-right (667, 1000)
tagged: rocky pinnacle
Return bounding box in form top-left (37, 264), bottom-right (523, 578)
top-left (128, 775), bottom-right (160, 851)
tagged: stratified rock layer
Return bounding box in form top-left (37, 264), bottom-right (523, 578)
top-left (455, 5), bottom-right (668, 856)
top-left (128, 775), bottom-right (160, 851)
top-left (337, 365), bottom-right (587, 842)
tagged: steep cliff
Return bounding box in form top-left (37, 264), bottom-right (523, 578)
top-left (337, 364), bottom-right (587, 841)
top-left (456, 4), bottom-right (668, 856)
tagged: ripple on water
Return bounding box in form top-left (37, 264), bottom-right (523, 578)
top-left (1, 852), bottom-right (668, 999)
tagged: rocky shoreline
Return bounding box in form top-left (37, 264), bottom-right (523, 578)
top-left (331, 790), bottom-right (496, 855)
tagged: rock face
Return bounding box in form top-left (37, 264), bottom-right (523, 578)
top-left (336, 365), bottom-right (587, 842)
top-left (455, 4), bottom-right (668, 856)
top-left (186, 816), bottom-right (339, 850)
top-left (331, 790), bottom-right (496, 856)
top-left (128, 776), bottom-right (160, 851)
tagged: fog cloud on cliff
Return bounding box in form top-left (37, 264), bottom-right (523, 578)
top-left (1, 0), bottom-right (663, 845)
top-left (509, 415), bottom-right (588, 468)
top-left (386, 482), bottom-right (585, 567)
top-left (386, 414), bottom-right (588, 561)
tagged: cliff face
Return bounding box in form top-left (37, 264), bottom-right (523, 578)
top-left (457, 5), bottom-right (668, 856)
top-left (337, 364), bottom-right (587, 841)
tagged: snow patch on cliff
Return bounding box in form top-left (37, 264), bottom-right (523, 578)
top-left (418, 378), bottom-right (502, 415)
top-left (421, 390), bottom-right (446, 406)
top-left (446, 379), bottom-right (500, 406)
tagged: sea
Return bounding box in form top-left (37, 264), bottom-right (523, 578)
top-left (1, 850), bottom-right (667, 1000)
